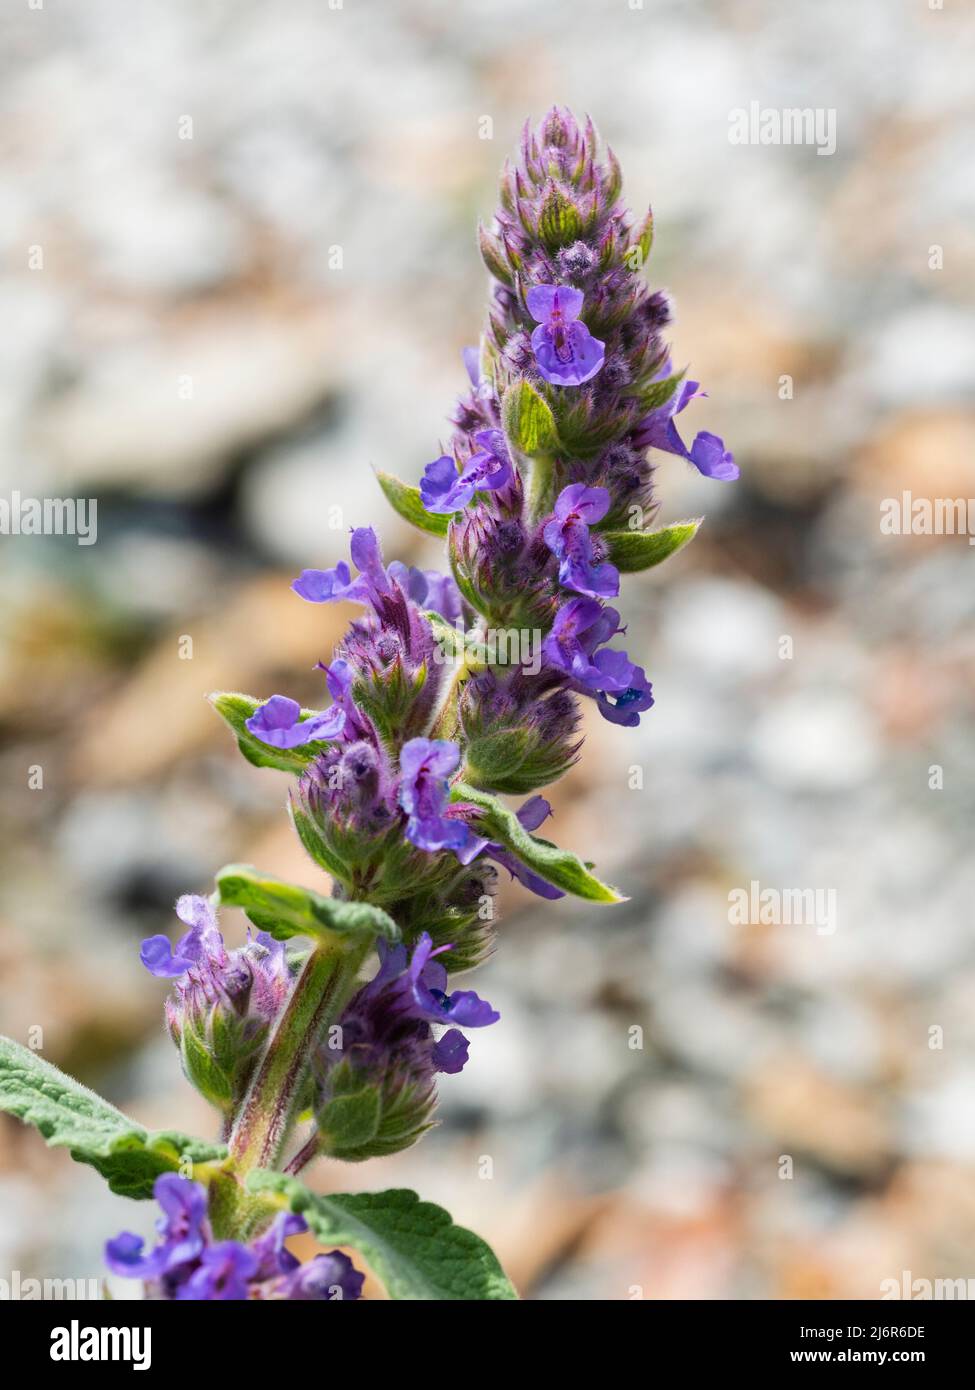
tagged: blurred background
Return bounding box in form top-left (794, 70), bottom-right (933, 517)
top-left (2, 0), bottom-right (974, 1300)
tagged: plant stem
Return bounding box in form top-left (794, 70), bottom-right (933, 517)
top-left (227, 940), bottom-right (367, 1176)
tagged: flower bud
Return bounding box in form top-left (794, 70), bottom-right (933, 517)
top-left (460, 667), bottom-right (582, 795)
top-left (142, 897), bottom-right (292, 1115)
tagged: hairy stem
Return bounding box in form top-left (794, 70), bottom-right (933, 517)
top-left (228, 939), bottom-right (368, 1176)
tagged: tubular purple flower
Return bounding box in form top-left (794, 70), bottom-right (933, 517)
top-left (420, 430), bottom-right (512, 514)
top-left (245, 693), bottom-right (346, 749)
top-left (105, 1176), bottom-right (364, 1301)
top-left (527, 284), bottom-right (605, 386)
top-left (398, 737), bottom-right (472, 854)
top-left (633, 367), bottom-right (739, 481)
top-left (544, 484), bottom-right (620, 598)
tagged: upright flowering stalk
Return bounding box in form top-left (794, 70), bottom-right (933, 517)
top-left (0, 109), bottom-right (735, 1303)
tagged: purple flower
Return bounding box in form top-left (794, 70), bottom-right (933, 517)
top-left (104, 1173), bottom-right (206, 1282)
top-left (387, 562), bottom-right (463, 624)
top-left (541, 598), bottom-right (624, 689)
top-left (541, 600), bottom-right (654, 727)
top-left (597, 664), bottom-right (655, 727)
top-left (406, 933), bottom-right (500, 1028)
top-left (176, 1242), bottom-right (257, 1301)
top-left (398, 737), bottom-right (472, 854)
top-left (293, 527), bottom-right (394, 610)
top-left (250, 1211), bottom-right (306, 1281)
top-left (245, 693), bottom-right (346, 750)
top-left (526, 284), bottom-right (605, 386)
top-left (420, 430), bottom-right (512, 514)
top-left (633, 364), bottom-right (738, 481)
top-left (105, 1176), bottom-right (364, 1301)
top-left (139, 894), bottom-right (220, 979)
top-left (543, 484), bottom-right (619, 598)
top-left (462, 345), bottom-right (480, 387)
top-left (276, 1251), bottom-right (366, 1301)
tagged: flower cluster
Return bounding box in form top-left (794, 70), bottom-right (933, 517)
top-left (116, 109), bottom-right (734, 1302)
top-left (106, 1175), bottom-right (363, 1301)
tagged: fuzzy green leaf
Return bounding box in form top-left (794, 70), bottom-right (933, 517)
top-left (501, 379), bottom-right (560, 459)
top-left (450, 782), bottom-right (625, 903)
top-left (214, 864), bottom-right (400, 946)
top-left (248, 1171), bottom-right (518, 1301)
top-left (637, 368), bottom-right (685, 414)
top-left (375, 470), bottom-right (450, 537)
top-left (208, 692), bottom-right (328, 774)
top-left (0, 1036), bottom-right (226, 1199)
top-left (603, 518), bottom-right (702, 572)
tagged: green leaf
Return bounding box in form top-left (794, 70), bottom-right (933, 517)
top-left (214, 864), bottom-right (400, 946)
top-left (375, 470), bottom-right (450, 537)
top-left (501, 379), bottom-right (559, 459)
top-left (208, 692), bottom-right (328, 774)
top-left (636, 368), bottom-right (686, 414)
top-left (0, 1036), bottom-right (226, 1199)
top-left (603, 518), bottom-right (702, 572)
top-left (450, 782), bottom-right (625, 903)
top-left (248, 1171), bottom-right (518, 1300)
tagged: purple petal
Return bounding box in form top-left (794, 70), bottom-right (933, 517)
top-left (432, 1028), bottom-right (470, 1075)
top-left (532, 321), bottom-right (605, 387)
top-left (104, 1232), bottom-right (167, 1279)
top-left (245, 694), bottom-right (345, 749)
top-left (462, 346), bottom-right (480, 386)
top-left (440, 988), bottom-right (500, 1028)
top-left (526, 284), bottom-right (584, 323)
top-left (140, 934), bottom-right (196, 978)
top-left (553, 484), bottom-right (611, 525)
top-left (516, 796), bottom-right (552, 832)
top-left (689, 431), bottom-right (739, 480)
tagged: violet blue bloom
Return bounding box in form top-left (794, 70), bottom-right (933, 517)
top-left (139, 894), bottom-right (220, 979)
top-left (542, 599), bottom-right (655, 727)
top-left (292, 526), bottom-right (394, 609)
top-left (407, 933), bottom-right (500, 1029)
top-left (245, 693), bottom-right (346, 750)
top-left (105, 1176), bottom-right (364, 1300)
top-left (277, 1251), bottom-right (366, 1301)
top-left (543, 484), bottom-right (619, 598)
top-left (398, 737), bottom-right (472, 854)
top-left (597, 664), bottom-right (655, 728)
top-left (633, 362), bottom-right (738, 481)
top-left (104, 1173), bottom-right (206, 1281)
top-left (542, 598), bottom-right (628, 690)
top-left (420, 430), bottom-right (512, 514)
top-left (387, 562), bottom-right (464, 624)
top-left (250, 1211), bottom-right (307, 1281)
top-left (526, 284), bottom-right (605, 387)
top-left (176, 1242), bottom-right (257, 1301)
